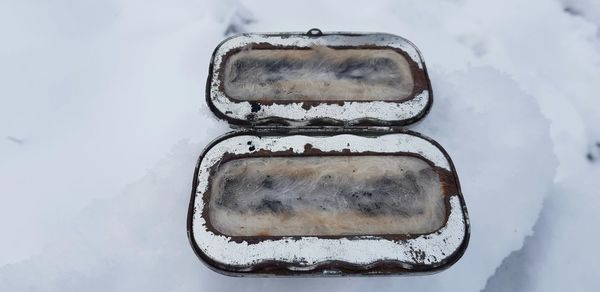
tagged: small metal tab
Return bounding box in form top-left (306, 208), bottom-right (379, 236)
top-left (306, 28), bottom-right (323, 36)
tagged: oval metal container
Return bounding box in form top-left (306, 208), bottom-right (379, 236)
top-left (207, 31), bottom-right (432, 126)
top-left (187, 130), bottom-right (469, 276)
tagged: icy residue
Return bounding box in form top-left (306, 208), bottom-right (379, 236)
top-left (210, 155), bottom-right (445, 236)
top-left (223, 47), bottom-right (414, 101)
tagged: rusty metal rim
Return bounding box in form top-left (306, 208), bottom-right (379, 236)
top-left (205, 32), bottom-right (434, 126)
top-left (186, 129), bottom-right (470, 276)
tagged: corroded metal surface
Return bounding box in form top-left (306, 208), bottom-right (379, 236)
top-left (207, 32), bottom-right (433, 126)
top-left (187, 130), bottom-right (469, 276)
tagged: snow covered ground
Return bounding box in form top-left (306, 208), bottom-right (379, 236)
top-left (1, 0), bottom-right (599, 291)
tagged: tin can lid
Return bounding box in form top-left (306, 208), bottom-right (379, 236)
top-left (188, 130), bottom-right (469, 275)
top-left (206, 30), bottom-right (433, 126)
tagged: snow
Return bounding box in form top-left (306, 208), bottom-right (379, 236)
top-left (1, 0), bottom-right (599, 291)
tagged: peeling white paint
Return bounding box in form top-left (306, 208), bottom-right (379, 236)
top-left (208, 32), bottom-right (431, 125)
top-left (190, 133), bottom-right (468, 271)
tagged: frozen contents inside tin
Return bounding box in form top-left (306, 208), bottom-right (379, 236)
top-left (208, 155), bottom-right (447, 236)
top-left (223, 46), bottom-right (415, 101)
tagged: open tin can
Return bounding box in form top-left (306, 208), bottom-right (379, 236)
top-left (188, 29), bottom-right (469, 276)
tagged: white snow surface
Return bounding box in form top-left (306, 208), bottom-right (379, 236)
top-left (0, 0), bottom-right (599, 291)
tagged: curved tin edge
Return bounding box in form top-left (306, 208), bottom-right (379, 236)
top-left (187, 130), bottom-right (469, 276)
top-left (205, 32), bottom-right (434, 127)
